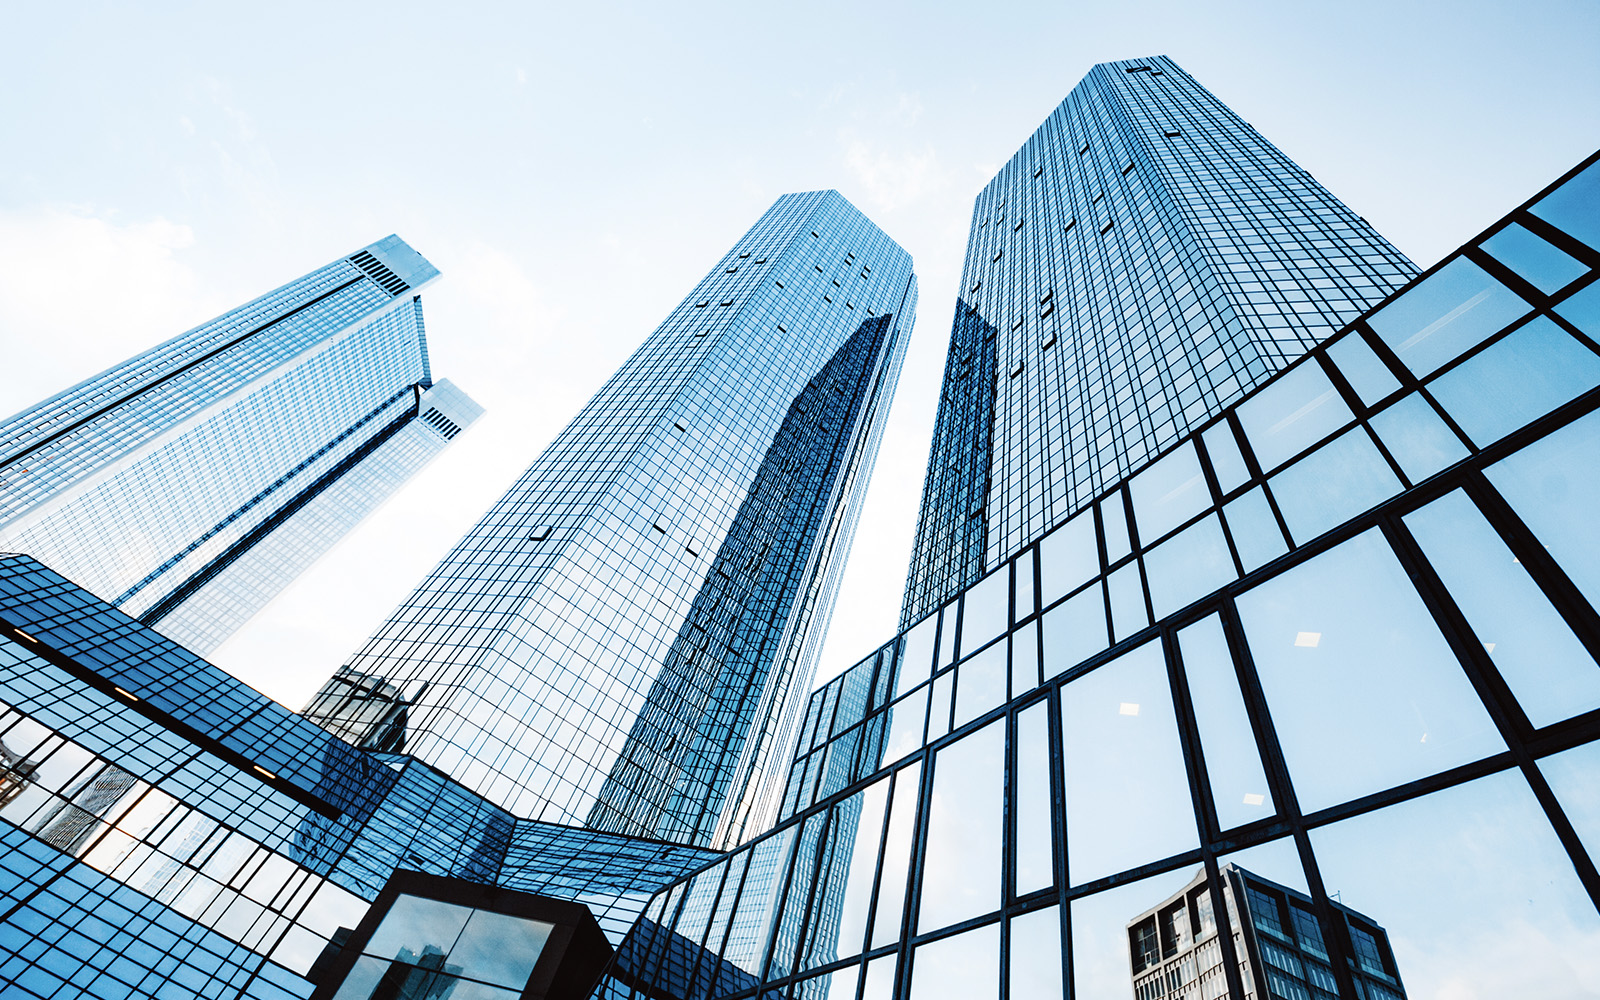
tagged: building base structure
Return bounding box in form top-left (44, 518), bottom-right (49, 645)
top-left (590, 152), bottom-right (1600, 1000)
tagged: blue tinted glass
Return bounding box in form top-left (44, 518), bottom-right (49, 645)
top-left (908, 921), bottom-right (999, 998)
top-left (1202, 420), bottom-right (1251, 494)
top-left (1178, 616), bottom-right (1274, 830)
top-left (1269, 428), bottom-right (1402, 544)
top-left (1060, 641), bottom-right (1197, 884)
top-left (1102, 495), bottom-right (1132, 562)
top-left (1015, 703), bottom-right (1054, 896)
top-left (1143, 515), bottom-right (1236, 621)
top-left (900, 614), bottom-right (938, 697)
top-left (1404, 490), bottom-right (1600, 727)
top-left (1236, 360), bottom-right (1354, 472)
top-left (1326, 333), bottom-right (1401, 408)
top-left (1129, 442), bottom-right (1210, 543)
top-left (918, 721), bottom-right (1003, 931)
top-left (1042, 586), bottom-right (1108, 679)
top-left (1368, 257), bottom-right (1532, 377)
top-left (1235, 529), bottom-right (1503, 812)
top-left (953, 640), bottom-right (1007, 729)
top-left (1368, 393), bottom-right (1469, 483)
top-left (1538, 742), bottom-right (1600, 861)
top-left (1485, 408), bottom-right (1600, 618)
top-left (1427, 316), bottom-right (1600, 446)
top-left (1530, 158), bottom-right (1600, 249)
top-left (881, 687), bottom-right (928, 764)
top-left (1009, 907), bottom-right (1063, 1000)
top-left (1106, 562), bottom-right (1148, 642)
top-left (1012, 624), bottom-right (1040, 696)
top-left (1554, 280), bottom-right (1600, 336)
top-left (1481, 223), bottom-right (1588, 294)
top-left (1223, 486), bottom-right (1288, 573)
top-left (961, 567), bottom-right (1010, 656)
top-left (1039, 510), bottom-right (1099, 605)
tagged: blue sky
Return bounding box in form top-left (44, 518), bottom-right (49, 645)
top-left (0, 0), bottom-right (1595, 706)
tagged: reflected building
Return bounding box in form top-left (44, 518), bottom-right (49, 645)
top-left (0, 236), bottom-right (482, 655)
top-left (1127, 865), bottom-right (1407, 1000)
top-left (303, 665), bottom-right (414, 753)
top-left (338, 191), bottom-right (915, 848)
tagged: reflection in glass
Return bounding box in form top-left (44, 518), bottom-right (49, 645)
top-left (1010, 906), bottom-right (1063, 1000)
top-left (960, 567), bottom-right (1009, 657)
top-left (1369, 393), bottom-right (1469, 484)
top-left (871, 763), bottom-right (922, 948)
top-left (927, 670), bottom-right (953, 742)
top-left (823, 779), bottom-right (889, 963)
top-left (881, 688), bottom-right (928, 765)
top-left (1039, 509), bottom-right (1098, 606)
top-left (1269, 428), bottom-right (1402, 543)
top-left (1106, 561), bottom-right (1148, 642)
top-left (1202, 420), bottom-right (1251, 494)
top-left (1061, 641), bottom-right (1197, 885)
top-left (1015, 548), bottom-right (1036, 623)
top-left (1481, 222), bottom-right (1588, 293)
top-left (1011, 625), bottom-right (1040, 698)
top-left (1144, 515), bottom-right (1236, 621)
top-left (953, 641), bottom-right (1007, 730)
top-left (1555, 280), bottom-right (1600, 336)
top-left (860, 953), bottom-right (895, 1000)
top-left (1042, 586), bottom-right (1108, 680)
top-left (1015, 703), bottom-right (1054, 896)
top-left (908, 922), bottom-right (998, 999)
top-left (1102, 494), bottom-right (1132, 562)
top-left (1367, 257), bottom-right (1531, 376)
top-left (918, 720), bottom-right (1003, 932)
top-left (365, 895), bottom-right (472, 970)
top-left (1311, 770), bottom-right (1600, 1000)
top-left (1177, 616), bottom-right (1274, 830)
top-left (1530, 157), bottom-right (1600, 248)
top-left (1486, 408), bottom-right (1600, 608)
top-left (1327, 332), bottom-right (1401, 407)
top-left (900, 616), bottom-right (937, 697)
top-left (1069, 869), bottom-right (1191, 1000)
top-left (1128, 441), bottom-right (1210, 542)
top-left (449, 910), bottom-right (552, 988)
top-left (1405, 489), bottom-right (1600, 727)
top-left (1538, 741), bottom-right (1600, 861)
top-left (1236, 359), bottom-right (1353, 471)
top-left (1236, 529), bottom-right (1504, 812)
top-left (1223, 486), bottom-right (1288, 573)
top-left (1427, 316), bottom-right (1600, 447)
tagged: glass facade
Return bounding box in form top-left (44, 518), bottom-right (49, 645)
top-left (339, 192), bottom-right (917, 848)
top-left (593, 151), bottom-right (1600, 1000)
top-left (902, 55), bottom-right (1419, 627)
top-left (0, 236), bottom-right (482, 655)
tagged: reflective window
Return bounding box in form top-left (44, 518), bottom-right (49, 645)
top-left (881, 687), bottom-right (928, 765)
top-left (961, 566), bottom-right (1010, 656)
top-left (1367, 257), bottom-right (1532, 376)
top-left (1223, 485), bottom-right (1288, 573)
top-left (1144, 514), bottom-right (1236, 621)
top-left (1235, 529), bottom-right (1504, 812)
top-left (1070, 869), bottom-right (1195, 1000)
top-left (1129, 441), bottom-right (1210, 542)
top-left (1011, 623), bottom-right (1040, 697)
top-left (341, 893), bottom-right (553, 1000)
top-left (1009, 906), bottom-right (1064, 1000)
top-left (908, 921), bottom-right (999, 999)
top-left (953, 640), bottom-right (1007, 729)
top-left (1039, 509), bottom-right (1100, 606)
top-left (1106, 561), bottom-right (1148, 642)
top-left (937, 603), bottom-right (958, 670)
top-left (1015, 548), bottom-right (1036, 622)
top-left (900, 615), bottom-right (938, 697)
top-left (928, 670), bottom-right (954, 742)
top-left (1530, 157), bottom-right (1600, 248)
top-left (1538, 741), bottom-right (1600, 860)
top-left (1404, 489), bottom-right (1600, 727)
top-left (1310, 770), bottom-right (1600, 1000)
top-left (1269, 428), bottom-right (1402, 543)
top-left (1555, 280), bottom-right (1600, 336)
top-left (871, 763), bottom-right (922, 948)
top-left (1236, 359), bottom-right (1353, 472)
top-left (1060, 641), bottom-right (1197, 884)
top-left (1368, 393), bottom-right (1469, 483)
top-left (1481, 222), bottom-right (1588, 294)
top-left (1015, 702), bottom-right (1054, 896)
top-left (1042, 585), bottom-right (1108, 679)
top-left (919, 720), bottom-right (1003, 931)
top-left (1486, 408), bottom-right (1600, 609)
top-left (1327, 333), bottom-right (1401, 408)
top-left (1102, 494), bottom-right (1132, 562)
top-left (1178, 615), bottom-right (1274, 830)
top-left (1427, 316), bottom-right (1600, 446)
top-left (1202, 420), bottom-right (1251, 494)
top-left (826, 778), bottom-right (890, 961)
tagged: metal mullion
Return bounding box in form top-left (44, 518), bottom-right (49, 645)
top-left (1192, 431), bottom-right (1246, 577)
top-left (1214, 596), bottom-right (1364, 1000)
top-left (1516, 210), bottom-right (1600, 272)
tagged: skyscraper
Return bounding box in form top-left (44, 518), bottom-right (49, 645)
top-left (902, 55), bottom-right (1418, 625)
top-left (593, 65), bottom-right (1600, 1000)
top-left (0, 235), bottom-right (482, 655)
top-left (335, 191), bottom-right (915, 848)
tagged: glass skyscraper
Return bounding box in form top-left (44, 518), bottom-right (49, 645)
top-left (594, 64), bottom-right (1600, 1000)
top-left (336, 191), bottom-right (916, 849)
top-left (0, 236), bottom-right (482, 655)
top-left (902, 55), bottom-right (1417, 626)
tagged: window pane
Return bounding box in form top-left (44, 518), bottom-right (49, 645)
top-left (1235, 528), bottom-right (1504, 812)
top-left (1404, 489), bottom-right (1600, 727)
top-left (1070, 869), bottom-right (1194, 1000)
top-left (1178, 615), bottom-right (1274, 830)
top-left (1481, 222), bottom-right (1588, 294)
top-left (1010, 906), bottom-right (1063, 1000)
top-left (899, 614), bottom-right (937, 697)
top-left (365, 895), bottom-right (471, 963)
top-left (820, 778), bottom-right (889, 963)
top-left (1102, 494), bottom-right (1132, 562)
top-left (450, 911), bottom-right (553, 989)
top-left (918, 720), bottom-right (1003, 931)
top-left (794, 965), bottom-right (857, 1000)
top-left (1129, 441), bottom-right (1210, 542)
top-left (1530, 157), bottom-right (1600, 249)
top-left (1367, 257), bottom-right (1532, 376)
top-left (1236, 359), bottom-right (1353, 472)
top-left (936, 603), bottom-right (958, 670)
top-left (1106, 561), bottom-right (1148, 642)
top-left (1327, 333), bottom-right (1401, 408)
top-left (1042, 585), bottom-right (1108, 679)
top-left (908, 921), bottom-right (999, 999)
top-left (1202, 419), bottom-right (1251, 494)
top-left (1015, 702), bottom-right (1054, 896)
top-left (1555, 280), bottom-right (1600, 336)
top-left (1012, 624), bottom-right (1040, 697)
top-left (961, 566), bottom-right (1010, 656)
top-left (1485, 408), bottom-right (1600, 609)
top-left (881, 687), bottom-right (928, 765)
top-left (1310, 770), bottom-right (1600, 1000)
top-left (871, 762), bottom-right (922, 948)
top-left (953, 640), bottom-right (1007, 729)
top-left (1144, 514), bottom-right (1236, 621)
top-left (1016, 549), bottom-right (1036, 622)
top-left (1039, 509), bottom-right (1099, 605)
top-left (719, 827), bottom-right (796, 989)
top-left (1538, 741), bottom-right (1600, 861)
top-left (1223, 486), bottom-right (1288, 573)
top-left (1061, 640), bottom-right (1197, 884)
top-left (1426, 316), bottom-right (1600, 447)
top-left (927, 670), bottom-right (953, 742)
top-left (1368, 393), bottom-right (1469, 483)
top-left (1269, 428), bottom-right (1402, 544)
